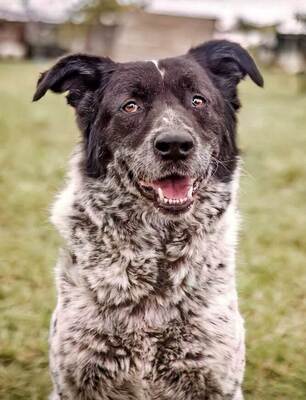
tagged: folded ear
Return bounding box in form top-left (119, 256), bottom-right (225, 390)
top-left (33, 54), bottom-right (116, 107)
top-left (189, 40), bottom-right (263, 97)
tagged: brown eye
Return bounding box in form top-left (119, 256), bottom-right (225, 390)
top-left (123, 101), bottom-right (139, 113)
top-left (192, 95), bottom-right (205, 108)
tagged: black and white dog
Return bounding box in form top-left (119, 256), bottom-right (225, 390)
top-left (34, 40), bottom-right (263, 400)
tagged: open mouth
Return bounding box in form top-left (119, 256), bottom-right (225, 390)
top-left (137, 174), bottom-right (201, 213)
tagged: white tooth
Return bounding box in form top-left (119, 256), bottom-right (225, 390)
top-left (164, 198), bottom-right (169, 204)
top-left (169, 199), bottom-right (174, 204)
top-left (187, 187), bottom-right (193, 200)
top-left (157, 187), bottom-right (164, 202)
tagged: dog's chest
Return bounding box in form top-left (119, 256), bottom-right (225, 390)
top-left (57, 219), bottom-right (237, 368)
top-left (60, 201), bottom-right (235, 332)
top-left (55, 248), bottom-right (241, 399)
top-left (51, 185), bottom-right (243, 397)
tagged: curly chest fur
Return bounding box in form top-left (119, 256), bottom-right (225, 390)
top-left (49, 176), bottom-right (244, 400)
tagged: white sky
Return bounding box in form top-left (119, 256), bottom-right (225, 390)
top-left (1, 0), bottom-right (306, 27)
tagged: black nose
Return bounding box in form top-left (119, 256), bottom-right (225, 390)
top-left (154, 132), bottom-right (194, 160)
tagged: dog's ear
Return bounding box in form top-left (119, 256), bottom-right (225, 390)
top-left (33, 54), bottom-right (116, 107)
top-left (189, 40), bottom-right (263, 87)
top-left (189, 40), bottom-right (263, 108)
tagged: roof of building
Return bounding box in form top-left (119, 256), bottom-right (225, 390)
top-left (146, 0), bottom-right (306, 30)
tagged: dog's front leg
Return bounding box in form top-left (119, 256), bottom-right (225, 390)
top-left (150, 368), bottom-right (243, 400)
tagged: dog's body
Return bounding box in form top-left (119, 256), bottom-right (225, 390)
top-left (34, 40), bottom-right (263, 399)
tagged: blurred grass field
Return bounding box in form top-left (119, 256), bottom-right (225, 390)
top-left (0, 61), bottom-right (305, 399)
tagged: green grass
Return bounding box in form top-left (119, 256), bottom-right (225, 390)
top-left (0, 61), bottom-right (305, 399)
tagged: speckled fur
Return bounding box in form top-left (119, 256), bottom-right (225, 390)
top-left (48, 148), bottom-right (244, 400)
top-left (33, 40), bottom-right (263, 400)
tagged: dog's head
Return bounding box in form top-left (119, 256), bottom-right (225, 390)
top-left (34, 40), bottom-right (263, 216)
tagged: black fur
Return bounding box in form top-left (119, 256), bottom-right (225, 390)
top-left (33, 40), bottom-right (263, 182)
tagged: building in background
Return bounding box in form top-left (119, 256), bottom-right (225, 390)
top-left (0, 0), bottom-right (217, 61)
top-left (0, 0), bottom-right (119, 59)
top-left (0, 0), bottom-right (306, 74)
top-left (113, 10), bottom-right (216, 61)
top-left (275, 16), bottom-right (306, 74)
top-left (143, 0), bottom-right (306, 72)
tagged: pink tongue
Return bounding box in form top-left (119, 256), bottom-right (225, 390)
top-left (152, 176), bottom-right (191, 199)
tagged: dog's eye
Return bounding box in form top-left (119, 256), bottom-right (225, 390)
top-left (122, 101), bottom-right (139, 114)
top-left (192, 95), bottom-right (205, 109)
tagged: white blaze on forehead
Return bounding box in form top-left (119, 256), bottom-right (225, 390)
top-left (149, 59), bottom-right (165, 78)
top-left (152, 107), bottom-right (193, 135)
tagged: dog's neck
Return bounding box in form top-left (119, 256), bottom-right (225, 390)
top-left (51, 150), bottom-right (240, 330)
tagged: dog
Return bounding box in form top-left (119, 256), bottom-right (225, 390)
top-left (33, 40), bottom-right (263, 400)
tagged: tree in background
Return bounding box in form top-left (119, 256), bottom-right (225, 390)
top-left (78, 0), bottom-right (141, 24)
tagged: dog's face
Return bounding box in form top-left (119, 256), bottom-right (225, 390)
top-left (34, 40), bottom-right (263, 216)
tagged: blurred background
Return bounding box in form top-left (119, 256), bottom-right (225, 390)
top-left (0, 0), bottom-right (306, 399)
